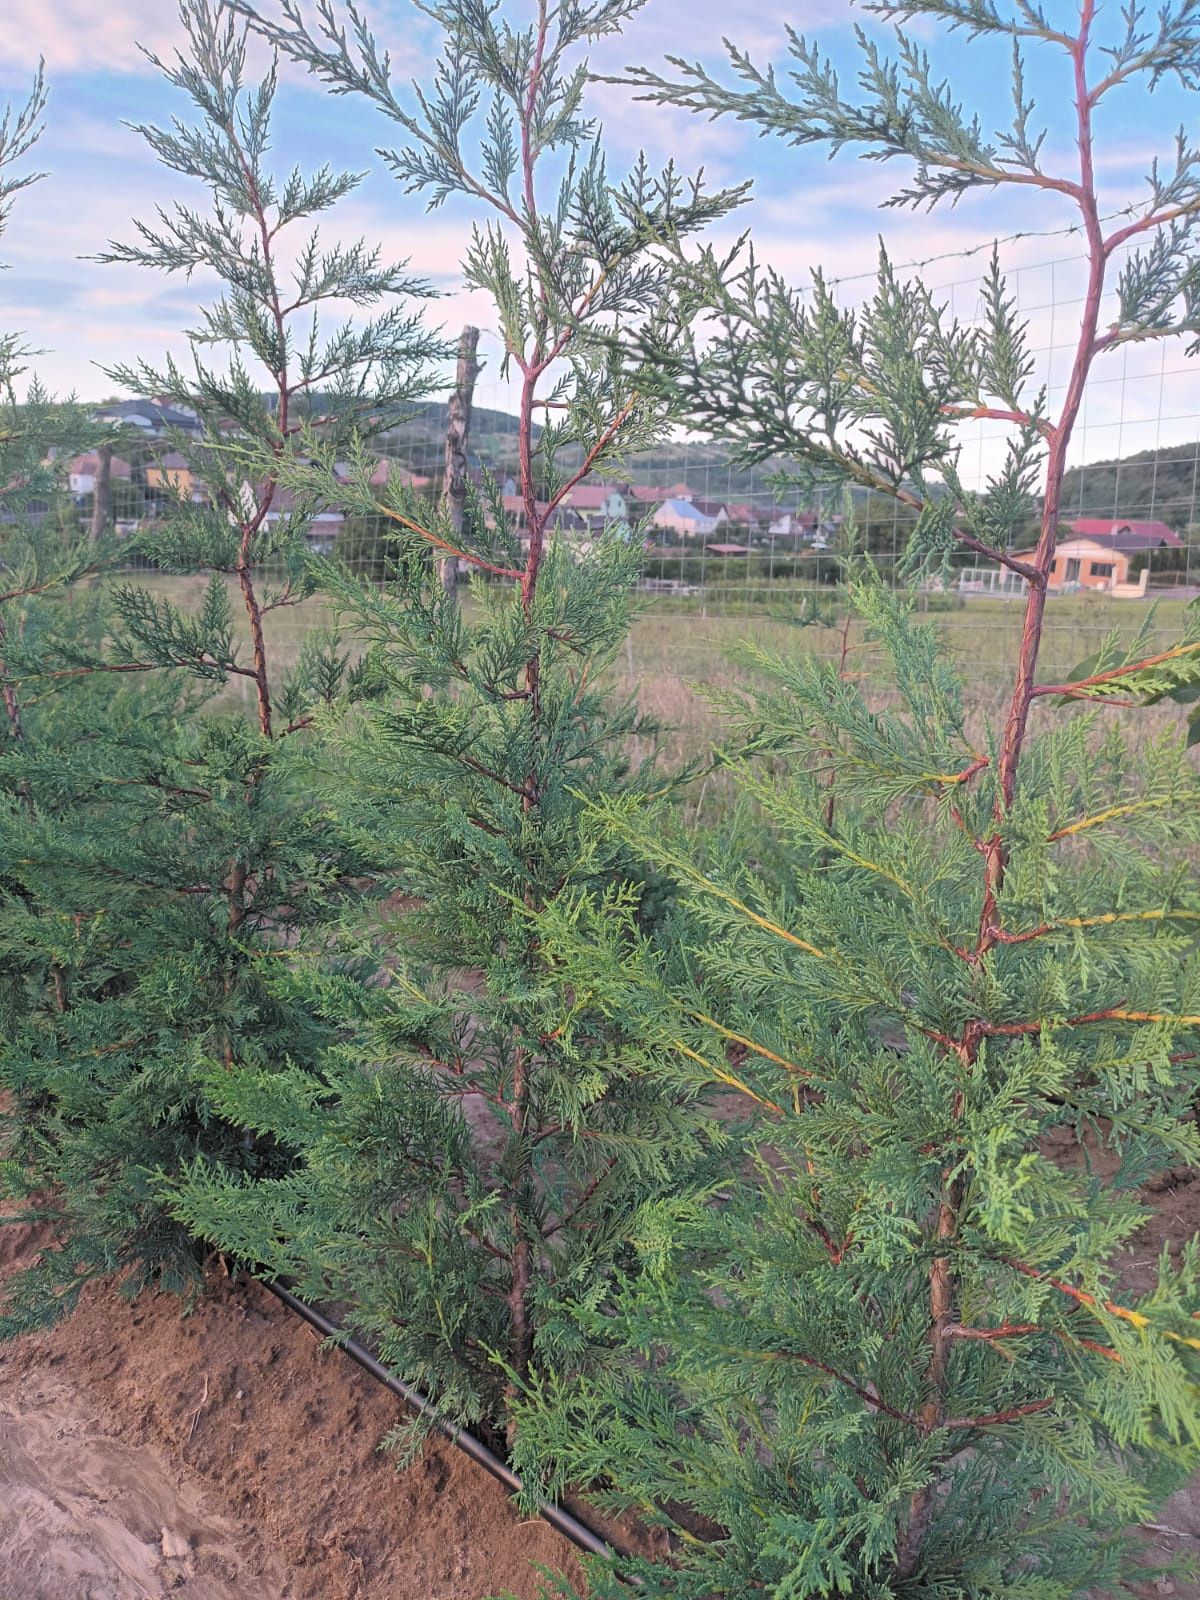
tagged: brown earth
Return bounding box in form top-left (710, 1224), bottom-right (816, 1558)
top-left (0, 1222), bottom-right (582, 1600)
top-left (6, 1150), bottom-right (1200, 1597)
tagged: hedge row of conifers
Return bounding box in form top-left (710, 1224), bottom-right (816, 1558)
top-left (6, 3), bottom-right (1200, 1596)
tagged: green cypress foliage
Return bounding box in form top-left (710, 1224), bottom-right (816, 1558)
top-left (0, 1), bottom-right (441, 1332)
top-left (169, 0), bottom-right (747, 1437)
top-left (499, 7), bottom-right (1200, 1594)
top-left (0, 65), bottom-right (124, 1224)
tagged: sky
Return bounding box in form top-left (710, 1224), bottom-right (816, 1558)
top-left (1, 0), bottom-right (1199, 484)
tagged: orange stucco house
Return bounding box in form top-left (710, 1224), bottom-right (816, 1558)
top-left (1012, 518), bottom-right (1184, 594)
top-left (144, 450), bottom-right (200, 499)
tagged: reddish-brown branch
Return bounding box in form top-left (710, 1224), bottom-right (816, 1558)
top-left (542, 1158), bottom-right (620, 1240)
top-left (760, 1348), bottom-right (919, 1426)
top-left (881, 479), bottom-right (1042, 581)
top-left (940, 403), bottom-right (1056, 439)
top-left (466, 813), bottom-right (505, 838)
top-left (1042, 687), bottom-right (1137, 707)
top-left (919, 1004), bottom-right (1154, 1055)
top-left (1006, 1258), bottom-right (1200, 1351)
top-left (0, 573), bottom-right (89, 607)
top-left (225, 127), bottom-right (293, 740)
top-left (0, 616), bottom-right (26, 755)
top-left (1032, 640), bottom-right (1200, 700)
top-left (377, 502), bottom-right (522, 581)
top-left (34, 658), bottom-right (255, 682)
top-left (238, 563), bottom-right (273, 738)
top-left (943, 1398), bottom-right (1055, 1429)
top-left (824, 607), bottom-right (855, 832)
top-left (954, 530), bottom-right (1041, 582)
top-left (947, 1322), bottom-right (1040, 1344)
top-left (1103, 198), bottom-right (1200, 256)
top-left (459, 750), bottom-right (537, 800)
top-left (543, 399), bottom-right (636, 520)
top-left (535, 264), bottom-right (617, 376)
top-left (992, 3), bottom-right (1104, 821)
top-left (947, 1320), bottom-right (1122, 1363)
top-left (502, 1), bottom-right (553, 1426)
top-left (904, 46), bottom-right (1107, 1543)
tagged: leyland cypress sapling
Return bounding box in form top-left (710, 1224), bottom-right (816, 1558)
top-left (503, 5), bottom-right (1200, 1594)
top-left (0, 66), bottom-right (123, 1185)
top-left (170, 0), bottom-right (747, 1439)
top-left (0, 0), bottom-right (442, 1330)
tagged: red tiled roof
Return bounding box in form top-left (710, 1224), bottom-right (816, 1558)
top-left (631, 482), bottom-right (694, 502)
top-left (1065, 518), bottom-right (1183, 550)
top-left (261, 486), bottom-right (343, 518)
top-left (369, 459), bottom-right (431, 489)
top-left (68, 452), bottom-right (132, 478)
top-left (565, 483), bottom-right (623, 510)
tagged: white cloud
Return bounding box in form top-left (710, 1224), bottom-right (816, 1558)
top-left (3, 0), bottom-right (1193, 478)
top-left (0, 0), bottom-right (299, 83)
top-left (0, 0), bottom-right (183, 77)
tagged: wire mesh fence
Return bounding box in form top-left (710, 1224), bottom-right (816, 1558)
top-left (93, 233), bottom-right (1200, 717)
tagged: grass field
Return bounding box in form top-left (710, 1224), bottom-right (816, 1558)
top-left (108, 573), bottom-right (1193, 769)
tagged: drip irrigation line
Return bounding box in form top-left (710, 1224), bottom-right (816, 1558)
top-left (258, 1276), bottom-right (636, 1580)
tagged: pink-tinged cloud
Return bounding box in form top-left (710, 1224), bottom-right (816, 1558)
top-left (0, 0), bottom-right (288, 81)
top-left (0, 0), bottom-right (182, 76)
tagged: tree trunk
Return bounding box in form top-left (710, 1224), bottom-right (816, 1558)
top-left (440, 326), bottom-right (480, 601)
top-left (90, 443), bottom-right (113, 541)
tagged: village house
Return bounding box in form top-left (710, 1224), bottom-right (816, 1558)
top-left (719, 501), bottom-right (771, 535)
top-left (323, 458), bottom-right (433, 494)
top-left (1011, 518), bottom-right (1183, 594)
top-left (257, 485), bottom-right (346, 552)
top-left (768, 509), bottom-right (819, 540)
top-left (144, 450), bottom-right (206, 501)
top-left (92, 397), bottom-right (202, 436)
top-left (629, 481), bottom-right (694, 507)
top-left (651, 497), bottom-right (720, 538)
top-left (361, 459), bottom-right (432, 492)
top-left (67, 452), bottom-right (133, 499)
top-left (499, 494), bottom-right (587, 539)
top-left (562, 482), bottom-right (630, 522)
top-left (692, 497), bottom-right (730, 525)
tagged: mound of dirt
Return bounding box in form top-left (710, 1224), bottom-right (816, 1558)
top-left (0, 1368), bottom-right (285, 1600)
top-left (6, 1147), bottom-right (1200, 1598)
top-left (0, 1227), bottom-right (582, 1600)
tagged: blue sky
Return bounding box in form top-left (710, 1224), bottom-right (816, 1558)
top-left (1, 1), bottom-right (1197, 479)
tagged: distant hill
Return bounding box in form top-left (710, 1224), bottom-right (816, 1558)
top-left (1059, 442), bottom-right (1200, 532)
top-left (379, 404), bottom-right (786, 498)
top-left (90, 391), bottom-right (1200, 532)
top-left (378, 399), bottom-right (534, 470)
top-left (381, 410), bottom-right (816, 503)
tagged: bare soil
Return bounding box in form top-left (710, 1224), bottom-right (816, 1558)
top-left (6, 1146), bottom-right (1200, 1597)
top-left (0, 1223), bottom-right (581, 1600)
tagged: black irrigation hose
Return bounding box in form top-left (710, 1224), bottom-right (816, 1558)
top-left (258, 1277), bottom-right (633, 1577)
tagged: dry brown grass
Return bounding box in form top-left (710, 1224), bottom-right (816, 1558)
top-left (113, 573), bottom-right (1193, 777)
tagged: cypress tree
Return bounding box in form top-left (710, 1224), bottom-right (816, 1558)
top-left (0, 64), bottom-right (121, 1191)
top-left (0, 0), bottom-right (441, 1331)
top-left (502, 6), bottom-right (1200, 1594)
top-left (171, 0), bottom-right (747, 1439)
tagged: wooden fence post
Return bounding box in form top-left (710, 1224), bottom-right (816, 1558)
top-left (441, 325), bottom-right (480, 600)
